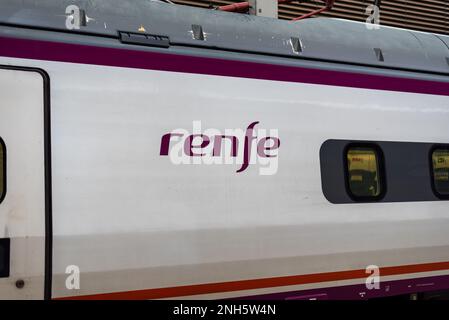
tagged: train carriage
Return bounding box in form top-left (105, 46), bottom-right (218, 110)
top-left (0, 0), bottom-right (449, 300)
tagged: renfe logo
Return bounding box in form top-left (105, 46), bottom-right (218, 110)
top-left (160, 121), bottom-right (280, 175)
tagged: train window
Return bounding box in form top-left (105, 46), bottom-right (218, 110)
top-left (0, 139), bottom-right (4, 204)
top-left (431, 148), bottom-right (449, 197)
top-left (345, 146), bottom-right (384, 200)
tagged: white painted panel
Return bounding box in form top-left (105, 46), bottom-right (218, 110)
top-left (45, 61), bottom-right (449, 298)
top-left (0, 68), bottom-right (46, 299)
top-left (2, 57), bottom-right (449, 299)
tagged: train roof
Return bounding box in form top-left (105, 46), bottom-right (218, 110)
top-left (1, 0), bottom-right (449, 75)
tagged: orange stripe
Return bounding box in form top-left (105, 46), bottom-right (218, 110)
top-left (56, 261), bottom-right (449, 300)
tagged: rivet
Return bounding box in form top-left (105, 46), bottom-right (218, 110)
top-left (15, 279), bottom-right (25, 289)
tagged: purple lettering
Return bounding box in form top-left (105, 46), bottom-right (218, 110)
top-left (257, 137), bottom-right (280, 158)
top-left (213, 135), bottom-right (238, 157)
top-left (160, 133), bottom-right (184, 156)
top-left (236, 121), bottom-right (259, 173)
top-left (184, 134), bottom-right (210, 156)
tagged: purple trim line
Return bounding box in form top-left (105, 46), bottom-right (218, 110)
top-left (233, 274), bottom-right (449, 300)
top-left (1, 36), bottom-right (449, 96)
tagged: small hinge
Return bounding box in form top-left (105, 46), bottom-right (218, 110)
top-left (78, 9), bottom-right (87, 27)
top-left (290, 37), bottom-right (302, 54)
top-left (119, 31), bottom-right (170, 48)
top-left (192, 24), bottom-right (205, 41)
top-left (374, 48), bottom-right (384, 62)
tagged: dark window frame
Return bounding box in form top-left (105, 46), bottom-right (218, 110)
top-left (429, 144), bottom-right (449, 200)
top-left (343, 143), bottom-right (387, 202)
top-left (0, 137), bottom-right (5, 204)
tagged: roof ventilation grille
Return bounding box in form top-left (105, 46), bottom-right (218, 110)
top-left (119, 31), bottom-right (170, 48)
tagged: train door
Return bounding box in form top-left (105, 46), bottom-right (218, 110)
top-left (0, 67), bottom-right (50, 299)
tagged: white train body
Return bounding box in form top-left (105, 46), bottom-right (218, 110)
top-left (0, 0), bottom-right (449, 300)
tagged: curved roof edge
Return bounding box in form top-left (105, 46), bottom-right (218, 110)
top-left (0, 0), bottom-right (449, 74)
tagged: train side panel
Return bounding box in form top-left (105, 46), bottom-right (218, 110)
top-left (1, 52), bottom-right (449, 299)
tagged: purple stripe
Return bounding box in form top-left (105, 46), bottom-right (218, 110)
top-left (0, 36), bottom-right (449, 96)
top-left (233, 274), bottom-right (449, 300)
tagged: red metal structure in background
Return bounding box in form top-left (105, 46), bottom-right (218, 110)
top-left (218, 0), bottom-right (297, 13)
top-left (217, 1), bottom-right (251, 13)
top-left (292, 0), bottom-right (335, 21)
top-left (218, 0), bottom-right (335, 21)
